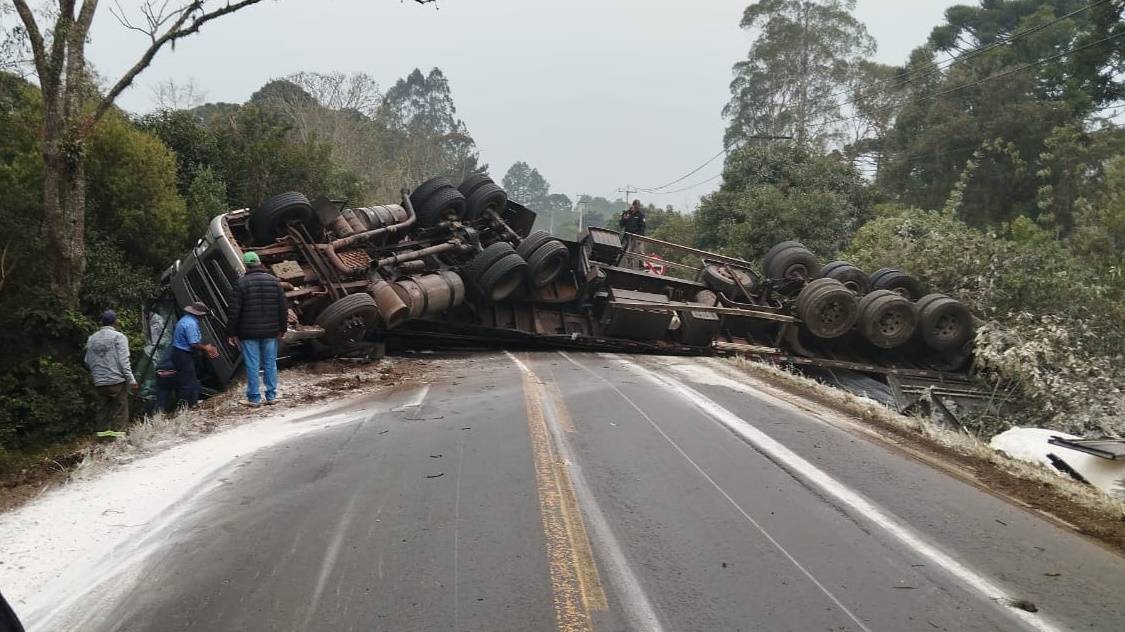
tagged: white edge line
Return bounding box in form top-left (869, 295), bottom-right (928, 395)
top-left (563, 352), bottom-right (874, 632)
top-left (611, 354), bottom-right (1061, 632)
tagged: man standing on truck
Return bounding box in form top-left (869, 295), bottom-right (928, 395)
top-left (619, 199), bottom-right (647, 269)
top-left (226, 251), bottom-right (287, 408)
top-left (84, 310), bottom-right (138, 432)
top-left (172, 301), bottom-right (220, 408)
top-left (619, 199), bottom-right (647, 236)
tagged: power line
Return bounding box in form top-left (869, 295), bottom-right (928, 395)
top-left (645, 172), bottom-right (724, 195)
top-left (637, 135), bottom-right (792, 194)
top-left (639, 147), bottom-right (728, 192)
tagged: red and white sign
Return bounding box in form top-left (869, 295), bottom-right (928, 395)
top-left (644, 254), bottom-right (666, 276)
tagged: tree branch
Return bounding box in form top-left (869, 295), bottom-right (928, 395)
top-left (92, 0), bottom-right (267, 125)
top-left (64, 0), bottom-right (99, 120)
top-left (9, 0), bottom-right (47, 82)
top-left (47, 1), bottom-right (77, 89)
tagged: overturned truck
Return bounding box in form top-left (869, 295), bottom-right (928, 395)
top-left (156, 175), bottom-right (977, 398)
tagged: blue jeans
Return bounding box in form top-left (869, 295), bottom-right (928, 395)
top-left (240, 338), bottom-right (278, 403)
top-left (171, 348), bottom-right (201, 408)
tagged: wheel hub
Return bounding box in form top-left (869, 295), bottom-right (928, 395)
top-left (936, 313), bottom-right (959, 338)
top-left (878, 310), bottom-right (905, 336)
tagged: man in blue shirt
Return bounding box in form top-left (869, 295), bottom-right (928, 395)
top-left (171, 301), bottom-right (220, 407)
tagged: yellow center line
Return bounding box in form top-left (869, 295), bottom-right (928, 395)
top-left (516, 354), bottom-right (607, 632)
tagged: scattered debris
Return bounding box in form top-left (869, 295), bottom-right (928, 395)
top-left (990, 428), bottom-right (1125, 499)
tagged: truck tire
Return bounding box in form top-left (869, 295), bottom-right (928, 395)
top-left (869, 268), bottom-right (923, 300)
top-left (857, 289), bottom-right (916, 348)
top-left (765, 245), bottom-right (819, 281)
top-left (761, 240), bottom-right (805, 272)
top-left (458, 173), bottom-right (494, 198)
top-left (250, 191), bottom-right (314, 245)
top-left (316, 293), bottom-right (378, 348)
top-left (701, 264), bottom-right (758, 298)
top-left (525, 239), bottom-right (569, 287)
top-left (476, 252), bottom-right (527, 303)
top-left (415, 187), bottom-right (466, 227)
top-left (463, 242), bottom-right (516, 283)
top-left (516, 230), bottom-right (555, 259)
top-left (409, 177), bottom-right (453, 210)
top-left (796, 278), bottom-right (858, 339)
top-left (464, 182), bottom-right (507, 221)
top-left (916, 293), bottom-right (973, 351)
top-left (819, 261), bottom-right (869, 294)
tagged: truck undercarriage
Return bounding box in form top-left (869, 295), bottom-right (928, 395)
top-left (153, 175), bottom-right (983, 416)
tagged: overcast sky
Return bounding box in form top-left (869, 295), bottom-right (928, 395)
top-left (89, 0), bottom-right (958, 209)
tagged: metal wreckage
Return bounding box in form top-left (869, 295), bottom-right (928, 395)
top-left (152, 174), bottom-right (988, 419)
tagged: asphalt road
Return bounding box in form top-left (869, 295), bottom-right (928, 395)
top-left (55, 352), bottom-right (1125, 631)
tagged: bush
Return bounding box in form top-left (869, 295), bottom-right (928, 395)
top-left (0, 357), bottom-right (96, 448)
top-left (696, 144), bottom-right (877, 260)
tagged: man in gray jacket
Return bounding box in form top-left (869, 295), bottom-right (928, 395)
top-left (84, 310), bottom-right (137, 431)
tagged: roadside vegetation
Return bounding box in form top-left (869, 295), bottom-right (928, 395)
top-left (0, 0), bottom-right (1123, 475)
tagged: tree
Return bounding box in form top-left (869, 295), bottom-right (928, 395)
top-left (878, 1), bottom-right (1125, 226)
top-left (137, 108), bottom-right (221, 195)
top-left (843, 60), bottom-right (907, 176)
top-left (209, 103), bottom-right (341, 207)
top-left (502, 161), bottom-right (550, 208)
top-left (8, 0), bottom-right (273, 306)
top-left (9, 0), bottom-right (438, 307)
top-left (928, 0), bottom-right (1124, 112)
top-left (85, 112), bottom-right (188, 266)
top-left (696, 143), bottom-right (876, 260)
top-left (724, 0), bottom-right (875, 147)
top-left (377, 68), bottom-right (484, 185)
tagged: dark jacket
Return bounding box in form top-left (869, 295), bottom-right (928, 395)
top-left (619, 208), bottom-right (646, 235)
top-left (227, 266), bottom-right (287, 339)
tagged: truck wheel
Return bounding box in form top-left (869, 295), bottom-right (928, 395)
top-left (463, 242), bottom-right (516, 283)
top-left (516, 230), bottom-right (554, 259)
top-left (917, 293), bottom-right (973, 351)
top-left (796, 278), bottom-right (858, 339)
top-left (458, 173), bottom-right (494, 198)
top-left (761, 240), bottom-right (805, 272)
top-left (409, 177), bottom-right (454, 210)
top-left (765, 245), bottom-right (819, 281)
top-left (250, 191), bottom-right (313, 245)
top-left (857, 289), bottom-right (916, 348)
top-left (869, 268), bottom-right (923, 300)
top-left (464, 182), bottom-right (507, 221)
top-left (819, 261), bottom-right (869, 294)
top-left (701, 264), bottom-right (758, 298)
top-left (415, 187), bottom-right (466, 227)
top-left (316, 293), bottom-right (378, 348)
top-left (476, 253), bottom-right (527, 303)
top-left (525, 240), bottom-right (569, 287)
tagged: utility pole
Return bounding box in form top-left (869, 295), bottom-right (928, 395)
top-left (617, 185), bottom-right (637, 204)
top-left (576, 194), bottom-right (585, 234)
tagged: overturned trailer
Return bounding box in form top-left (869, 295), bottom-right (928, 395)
top-left (153, 175), bottom-right (979, 406)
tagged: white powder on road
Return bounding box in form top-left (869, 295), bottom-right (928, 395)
top-left (0, 395), bottom-right (389, 629)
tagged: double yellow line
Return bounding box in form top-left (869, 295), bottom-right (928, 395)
top-left (515, 355), bottom-right (607, 632)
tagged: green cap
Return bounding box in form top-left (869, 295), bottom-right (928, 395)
top-left (243, 251), bottom-right (260, 265)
